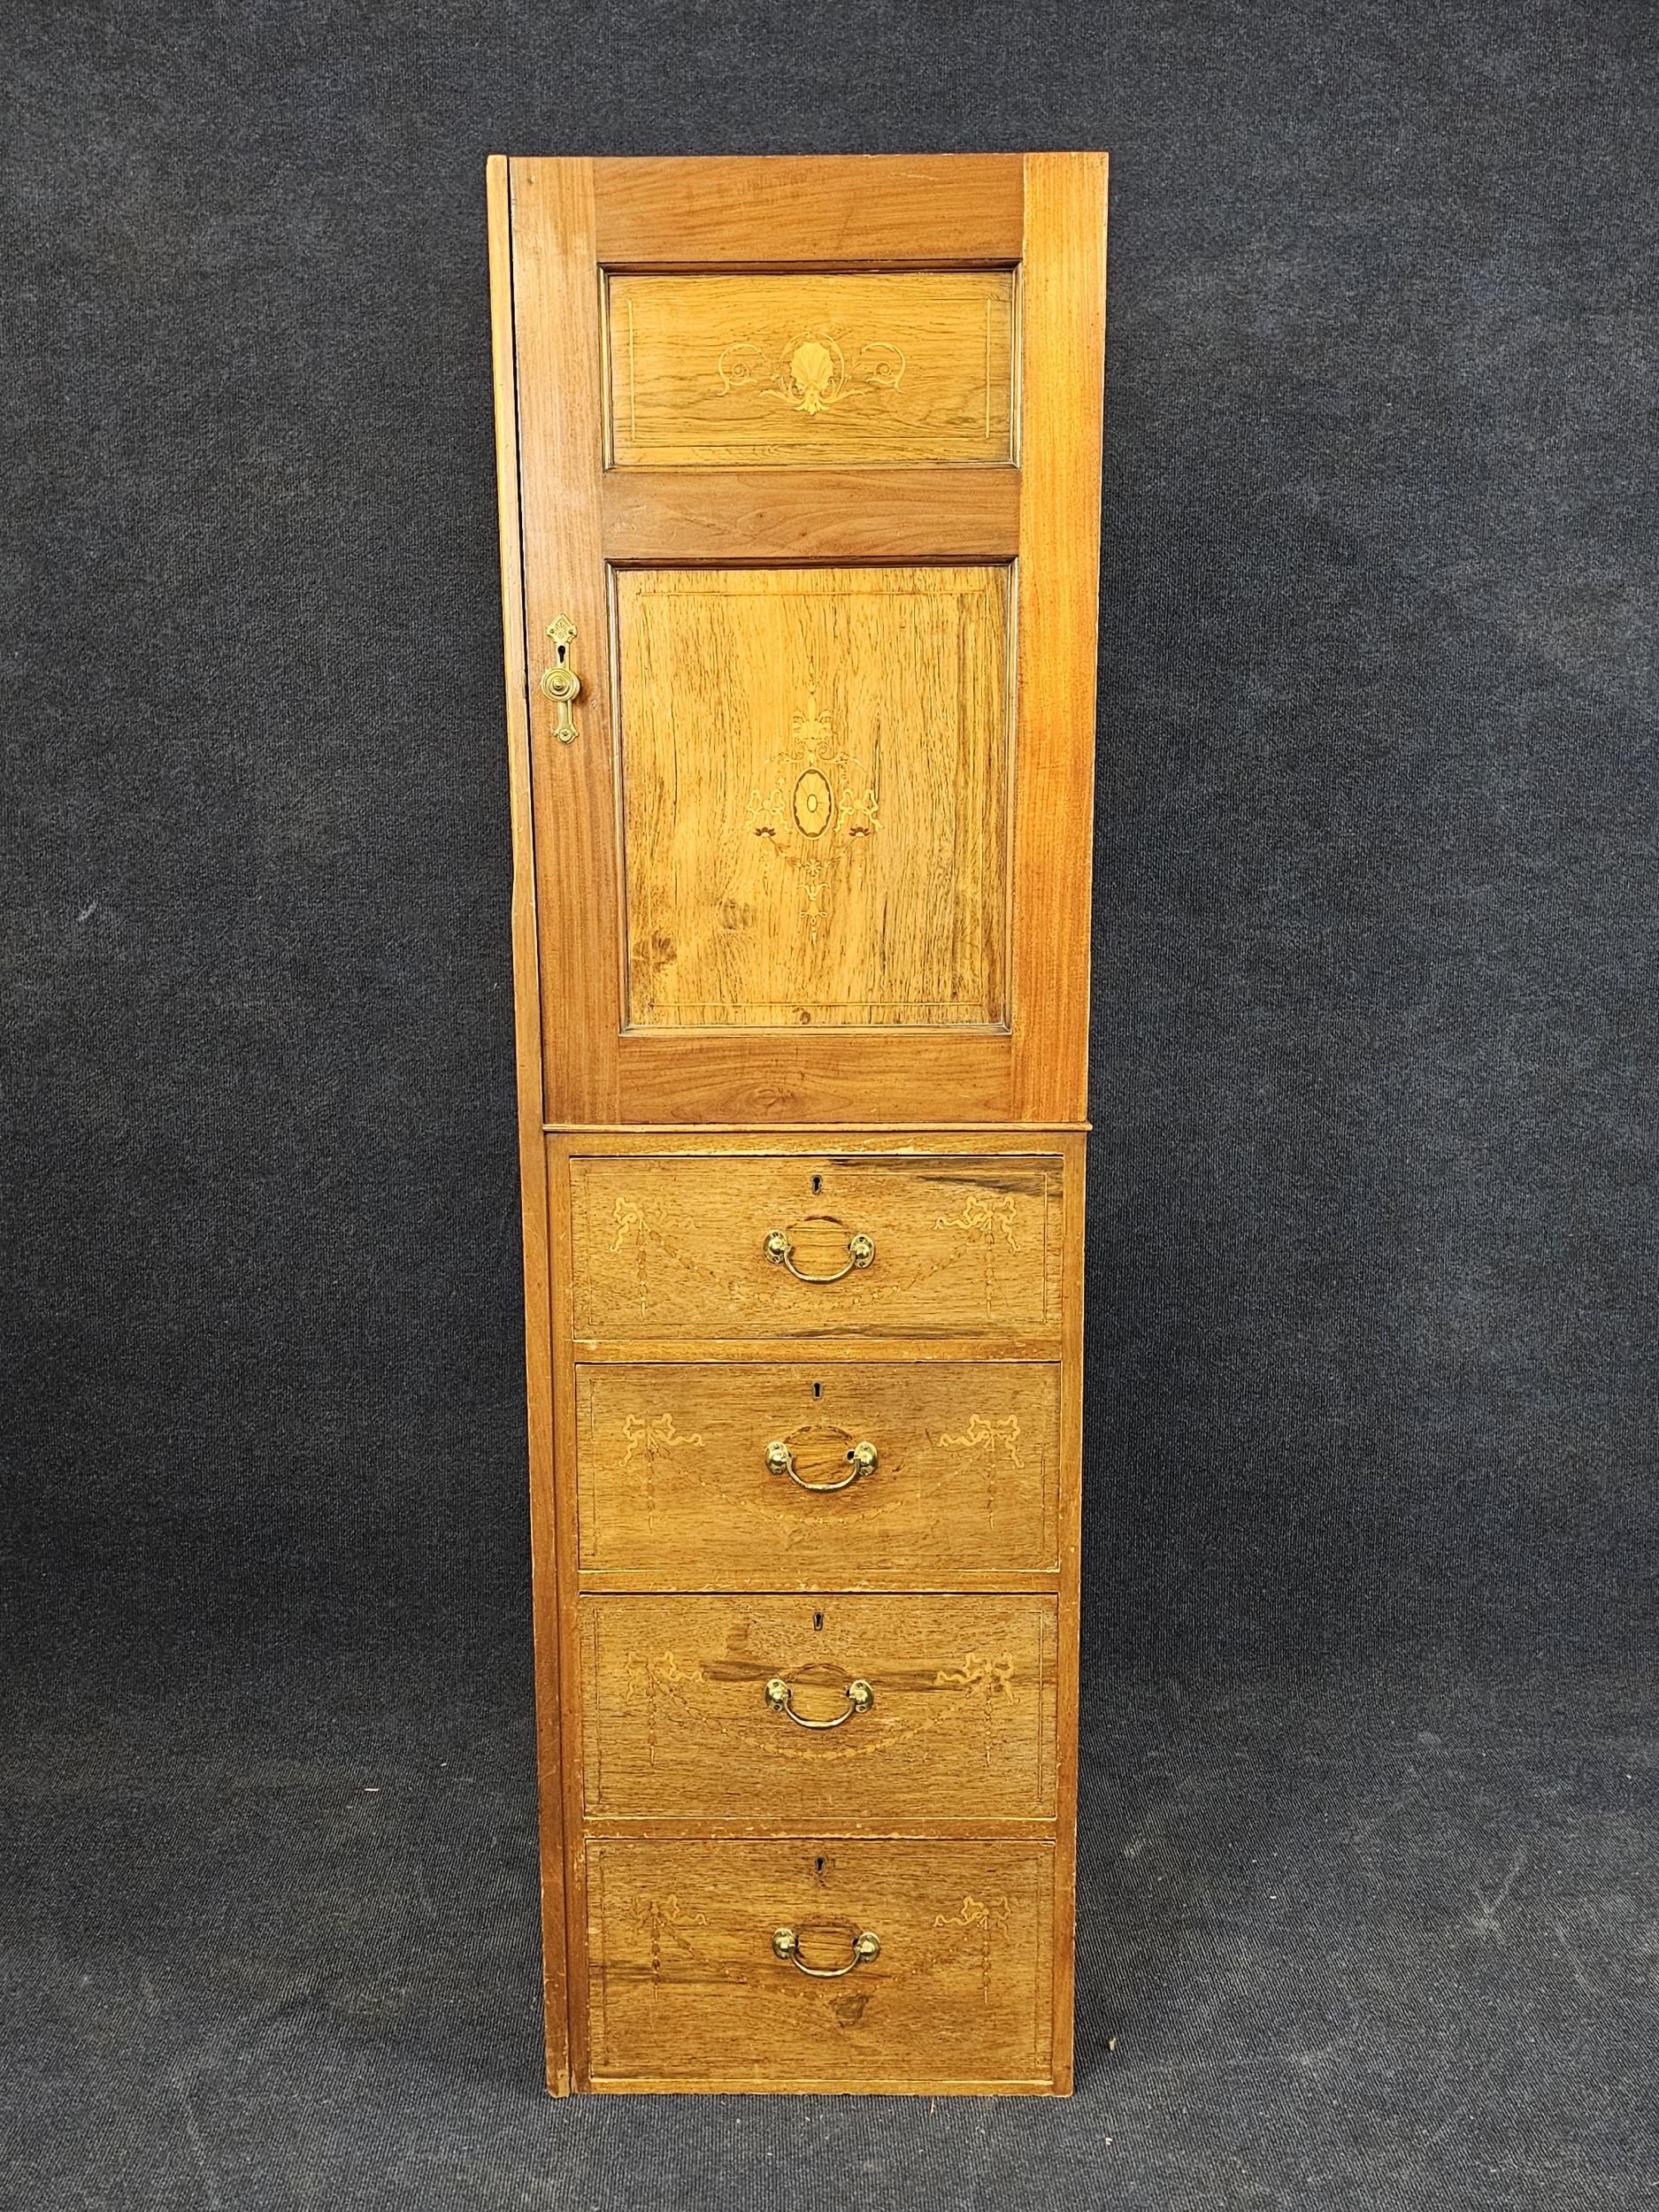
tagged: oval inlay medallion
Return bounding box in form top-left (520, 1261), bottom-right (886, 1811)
top-left (792, 768), bottom-right (834, 837)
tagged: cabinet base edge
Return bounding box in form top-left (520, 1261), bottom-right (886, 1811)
top-left (584, 2075), bottom-right (1069, 2097)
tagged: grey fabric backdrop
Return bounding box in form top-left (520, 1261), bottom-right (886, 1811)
top-left (4, 4), bottom-right (1655, 2207)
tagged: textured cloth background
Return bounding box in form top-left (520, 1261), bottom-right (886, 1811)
top-left (3, 2), bottom-right (1655, 2205)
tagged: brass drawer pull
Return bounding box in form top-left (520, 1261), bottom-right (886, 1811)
top-left (764, 1226), bottom-right (876, 1283)
top-left (765, 1437), bottom-right (878, 1493)
top-left (772, 1926), bottom-right (881, 1978)
top-left (764, 1675), bottom-right (874, 1728)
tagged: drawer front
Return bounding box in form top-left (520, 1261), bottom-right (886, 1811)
top-left (580, 1593), bottom-right (1057, 1822)
top-left (588, 1838), bottom-right (1054, 2090)
top-left (569, 1154), bottom-right (1064, 1340)
top-left (575, 1361), bottom-right (1062, 1581)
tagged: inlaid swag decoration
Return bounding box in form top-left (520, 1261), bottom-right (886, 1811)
top-left (716, 331), bottom-right (908, 418)
top-left (607, 269), bottom-right (1017, 466)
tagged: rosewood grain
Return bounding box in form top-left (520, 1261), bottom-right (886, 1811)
top-left (607, 271), bottom-right (1017, 468)
top-left (567, 1151), bottom-right (1064, 1340)
top-left (580, 1592), bottom-right (1058, 1824)
top-left (507, 150), bottom-right (1105, 1130)
top-left (586, 1837), bottom-right (1055, 2092)
top-left (614, 565), bottom-right (1011, 1031)
top-left (573, 1359), bottom-right (1062, 1584)
top-left (489, 152), bottom-right (1107, 2099)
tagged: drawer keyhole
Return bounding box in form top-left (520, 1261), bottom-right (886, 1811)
top-left (812, 1610), bottom-right (824, 1632)
top-left (812, 1381), bottom-right (823, 1401)
top-left (810, 1174), bottom-right (823, 1194)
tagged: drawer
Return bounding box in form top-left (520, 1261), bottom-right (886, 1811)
top-left (580, 1593), bottom-right (1057, 1823)
top-left (587, 1837), bottom-right (1055, 2091)
top-left (574, 1361), bottom-right (1062, 1582)
top-left (568, 1153), bottom-right (1064, 1340)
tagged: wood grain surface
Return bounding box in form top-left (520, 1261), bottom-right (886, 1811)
top-left (489, 150), bottom-right (1107, 2100)
top-left (607, 272), bottom-right (1016, 467)
top-left (503, 150), bottom-right (1105, 1129)
top-left (510, 157), bottom-right (623, 1125)
top-left (573, 1359), bottom-right (1061, 1584)
top-left (615, 565), bottom-right (1011, 1030)
top-left (486, 154), bottom-right (570, 2095)
top-left (590, 154), bottom-right (1025, 267)
top-left (586, 1837), bottom-right (1055, 2090)
top-left (579, 1592), bottom-right (1057, 1823)
top-left (568, 1151), bottom-right (1063, 1340)
top-left (1009, 151), bottom-right (1109, 1122)
top-left (599, 465), bottom-right (1021, 562)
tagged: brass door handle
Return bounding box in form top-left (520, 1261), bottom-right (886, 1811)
top-left (541, 614), bottom-right (581, 743)
top-left (764, 1676), bottom-right (874, 1728)
top-left (765, 1438), bottom-right (877, 1493)
top-left (764, 1227), bottom-right (875, 1282)
top-left (772, 1926), bottom-right (880, 1978)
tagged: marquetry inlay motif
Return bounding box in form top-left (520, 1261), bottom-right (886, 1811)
top-left (580, 1594), bottom-right (1057, 1821)
top-left (934, 1651), bottom-right (1017, 1697)
top-left (586, 1839), bottom-right (1054, 2085)
top-left (493, 147), bottom-right (1110, 2103)
top-left (717, 331), bottom-right (908, 419)
top-left (620, 1413), bottom-right (703, 1462)
top-left (933, 1893), bottom-right (1012, 1931)
top-left (938, 1413), bottom-right (1025, 1467)
top-left (607, 271), bottom-right (1016, 467)
top-left (613, 565), bottom-right (1012, 1030)
top-left (742, 675), bottom-right (882, 942)
top-left (572, 1362), bottom-right (1062, 1581)
top-left (935, 1189), bottom-right (1025, 1317)
top-left (569, 1156), bottom-right (1062, 1340)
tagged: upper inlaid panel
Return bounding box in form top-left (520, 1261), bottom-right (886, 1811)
top-left (606, 272), bottom-right (1017, 467)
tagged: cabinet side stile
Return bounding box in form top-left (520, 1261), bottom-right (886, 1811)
top-left (488, 151), bottom-right (570, 2098)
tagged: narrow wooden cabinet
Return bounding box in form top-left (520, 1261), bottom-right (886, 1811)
top-left (487, 153), bottom-right (1107, 2096)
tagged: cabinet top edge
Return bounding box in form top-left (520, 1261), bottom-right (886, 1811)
top-left (487, 151), bottom-right (1106, 167)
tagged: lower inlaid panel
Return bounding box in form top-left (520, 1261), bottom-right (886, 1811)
top-left (580, 1593), bottom-right (1058, 1824)
top-left (587, 1838), bottom-right (1055, 2091)
top-left (574, 1360), bottom-right (1062, 1583)
top-left (614, 565), bottom-right (1011, 1030)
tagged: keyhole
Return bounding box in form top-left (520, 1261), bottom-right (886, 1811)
top-left (814, 1856), bottom-right (826, 1877)
top-left (810, 1174), bottom-right (823, 1194)
top-left (812, 1610), bottom-right (824, 1632)
top-left (812, 1381), bottom-right (823, 1402)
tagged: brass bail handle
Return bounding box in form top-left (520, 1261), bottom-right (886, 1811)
top-left (772, 1926), bottom-right (881, 1978)
top-left (764, 1226), bottom-right (876, 1284)
top-left (764, 1675), bottom-right (874, 1729)
top-left (765, 1438), bottom-right (877, 1494)
top-left (541, 614), bottom-right (581, 743)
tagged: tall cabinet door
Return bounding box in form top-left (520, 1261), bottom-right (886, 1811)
top-left (498, 153), bottom-right (1106, 1125)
